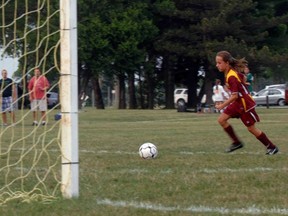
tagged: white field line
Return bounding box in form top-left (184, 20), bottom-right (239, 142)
top-left (96, 199), bottom-right (288, 215)
top-left (13, 166), bottom-right (288, 175)
top-left (6, 148), bottom-right (288, 174)
top-left (3, 148), bottom-right (286, 156)
top-left (81, 167), bottom-right (288, 175)
top-left (81, 149), bottom-right (286, 156)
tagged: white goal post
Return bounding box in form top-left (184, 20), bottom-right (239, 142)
top-left (60, 0), bottom-right (79, 198)
top-left (0, 0), bottom-right (79, 204)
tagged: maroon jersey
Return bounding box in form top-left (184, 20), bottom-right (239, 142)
top-left (225, 69), bottom-right (256, 112)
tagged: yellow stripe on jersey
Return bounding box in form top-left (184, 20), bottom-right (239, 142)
top-left (226, 69), bottom-right (241, 83)
top-left (226, 69), bottom-right (248, 111)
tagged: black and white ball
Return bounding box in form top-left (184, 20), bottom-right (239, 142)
top-left (139, 142), bottom-right (158, 159)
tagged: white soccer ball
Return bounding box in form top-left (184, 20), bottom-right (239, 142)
top-left (139, 142), bottom-right (158, 159)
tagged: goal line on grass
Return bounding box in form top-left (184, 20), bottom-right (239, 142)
top-left (97, 199), bottom-right (288, 215)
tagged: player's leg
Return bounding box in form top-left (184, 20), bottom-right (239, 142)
top-left (30, 100), bottom-right (39, 125)
top-left (2, 97), bottom-right (8, 125)
top-left (218, 112), bottom-right (243, 152)
top-left (2, 112), bottom-right (7, 125)
top-left (247, 124), bottom-right (278, 155)
top-left (10, 111), bottom-right (15, 124)
top-left (242, 109), bottom-right (278, 155)
top-left (39, 99), bottom-right (48, 125)
top-left (40, 111), bottom-right (46, 125)
top-left (32, 111), bottom-right (38, 125)
top-left (8, 97), bottom-right (16, 124)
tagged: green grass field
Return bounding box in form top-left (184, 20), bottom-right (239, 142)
top-left (0, 107), bottom-right (288, 216)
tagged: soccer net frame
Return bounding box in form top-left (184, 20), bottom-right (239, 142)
top-left (0, 0), bottom-right (79, 204)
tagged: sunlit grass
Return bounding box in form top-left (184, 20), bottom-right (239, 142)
top-left (0, 107), bottom-right (287, 215)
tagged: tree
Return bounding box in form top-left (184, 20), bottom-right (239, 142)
top-left (2, 0), bottom-right (287, 110)
top-left (78, 0), bottom-right (159, 109)
top-left (153, 0), bottom-right (288, 109)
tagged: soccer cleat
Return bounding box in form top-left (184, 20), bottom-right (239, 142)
top-left (266, 146), bottom-right (279, 155)
top-left (41, 121), bottom-right (46, 126)
top-left (225, 142), bottom-right (244, 153)
top-left (32, 121), bottom-right (38, 126)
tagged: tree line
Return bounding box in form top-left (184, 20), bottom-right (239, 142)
top-left (1, 0), bottom-right (288, 109)
top-left (78, 0), bottom-right (288, 109)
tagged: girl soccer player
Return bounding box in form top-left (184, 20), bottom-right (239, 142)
top-left (215, 51), bottom-right (279, 155)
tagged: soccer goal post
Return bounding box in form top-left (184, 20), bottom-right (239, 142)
top-left (60, 0), bottom-right (79, 198)
top-left (0, 0), bottom-right (79, 204)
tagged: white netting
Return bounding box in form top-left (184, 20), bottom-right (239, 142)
top-left (0, 0), bottom-right (62, 204)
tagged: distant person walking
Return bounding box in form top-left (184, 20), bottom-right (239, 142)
top-left (28, 68), bottom-right (50, 126)
top-left (215, 51), bottom-right (278, 155)
top-left (0, 69), bottom-right (16, 126)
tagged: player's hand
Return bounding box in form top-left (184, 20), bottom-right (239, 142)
top-left (215, 104), bottom-right (223, 110)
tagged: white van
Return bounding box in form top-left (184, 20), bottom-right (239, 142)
top-left (174, 88), bottom-right (205, 107)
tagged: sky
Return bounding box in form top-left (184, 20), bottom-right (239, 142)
top-left (0, 55), bottom-right (19, 78)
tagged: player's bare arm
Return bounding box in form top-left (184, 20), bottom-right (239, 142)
top-left (215, 93), bottom-right (238, 110)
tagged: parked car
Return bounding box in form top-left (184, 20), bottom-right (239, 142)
top-left (174, 88), bottom-right (205, 107)
top-left (265, 84), bottom-right (286, 89)
top-left (47, 92), bottom-right (59, 108)
top-left (174, 88), bottom-right (188, 106)
top-left (252, 88), bottom-right (286, 106)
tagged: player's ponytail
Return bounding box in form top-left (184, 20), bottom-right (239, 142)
top-left (234, 58), bottom-right (248, 73)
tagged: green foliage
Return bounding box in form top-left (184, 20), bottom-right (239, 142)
top-left (1, 1), bottom-right (288, 109)
top-left (78, 0), bottom-right (158, 74)
top-left (153, 0), bottom-right (176, 15)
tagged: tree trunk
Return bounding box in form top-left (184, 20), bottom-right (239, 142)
top-left (145, 69), bottom-right (155, 109)
top-left (163, 55), bottom-right (175, 109)
top-left (128, 72), bottom-right (137, 109)
top-left (118, 74), bottom-right (126, 109)
top-left (91, 75), bottom-right (105, 109)
top-left (138, 70), bottom-right (145, 109)
top-left (186, 61), bottom-right (199, 110)
top-left (78, 67), bottom-right (92, 109)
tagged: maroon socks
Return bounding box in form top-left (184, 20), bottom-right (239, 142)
top-left (224, 126), bottom-right (276, 150)
top-left (224, 125), bottom-right (240, 144)
top-left (257, 132), bottom-right (276, 149)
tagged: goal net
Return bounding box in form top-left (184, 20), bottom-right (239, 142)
top-left (0, 0), bottom-right (78, 204)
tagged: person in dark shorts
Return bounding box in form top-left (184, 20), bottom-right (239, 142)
top-left (215, 51), bottom-right (278, 155)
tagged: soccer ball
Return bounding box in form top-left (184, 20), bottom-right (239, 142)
top-left (139, 142), bottom-right (158, 159)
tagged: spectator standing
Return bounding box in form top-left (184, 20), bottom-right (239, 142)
top-left (212, 79), bottom-right (227, 113)
top-left (244, 66), bottom-right (254, 94)
top-left (28, 68), bottom-right (50, 126)
top-left (0, 69), bottom-right (16, 126)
